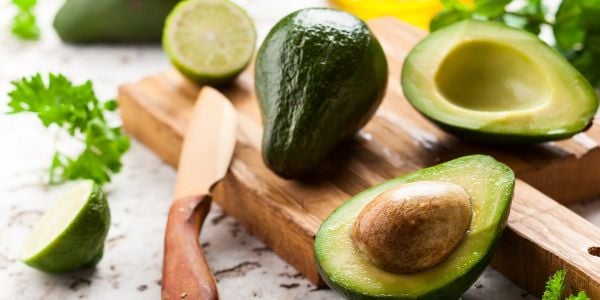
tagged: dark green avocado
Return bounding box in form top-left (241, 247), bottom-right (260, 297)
top-left (53, 0), bottom-right (180, 43)
top-left (255, 8), bottom-right (388, 178)
top-left (402, 20), bottom-right (598, 143)
top-left (315, 155), bottom-right (515, 299)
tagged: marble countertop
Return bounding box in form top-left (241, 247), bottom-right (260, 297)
top-left (1, 0), bottom-right (598, 299)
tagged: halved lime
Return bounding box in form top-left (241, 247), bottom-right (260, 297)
top-left (163, 0), bottom-right (257, 85)
top-left (21, 180), bottom-right (110, 273)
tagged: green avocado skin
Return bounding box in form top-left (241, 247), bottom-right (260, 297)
top-left (255, 8), bottom-right (388, 178)
top-left (53, 0), bottom-right (179, 43)
top-left (428, 116), bottom-right (590, 144)
top-left (317, 239), bottom-right (500, 300)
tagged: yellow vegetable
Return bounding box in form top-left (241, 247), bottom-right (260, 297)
top-left (330, 0), bottom-right (472, 29)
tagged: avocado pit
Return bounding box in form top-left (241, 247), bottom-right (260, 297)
top-left (351, 180), bottom-right (472, 274)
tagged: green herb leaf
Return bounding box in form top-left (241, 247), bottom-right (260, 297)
top-left (11, 10), bottom-right (39, 40)
top-left (12, 0), bottom-right (36, 10)
top-left (542, 269), bottom-right (566, 300)
top-left (566, 291), bottom-right (590, 300)
top-left (556, 0), bottom-right (600, 87)
top-left (513, 0), bottom-right (547, 34)
top-left (11, 0), bottom-right (39, 40)
top-left (430, 8), bottom-right (471, 31)
top-left (7, 73), bottom-right (130, 185)
top-left (542, 269), bottom-right (591, 300)
top-left (430, 0), bottom-right (472, 31)
top-left (473, 0), bottom-right (512, 19)
top-left (554, 0), bottom-right (586, 52)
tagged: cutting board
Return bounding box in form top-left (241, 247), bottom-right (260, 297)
top-left (118, 18), bottom-right (600, 297)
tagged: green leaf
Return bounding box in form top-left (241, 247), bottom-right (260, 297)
top-left (441, 0), bottom-right (470, 9)
top-left (103, 100), bottom-right (118, 111)
top-left (430, 0), bottom-right (472, 31)
top-left (515, 0), bottom-right (547, 34)
top-left (10, 0), bottom-right (39, 40)
top-left (568, 48), bottom-right (600, 88)
top-left (7, 73), bottom-right (130, 185)
top-left (12, 0), bottom-right (36, 10)
top-left (11, 10), bottom-right (39, 40)
top-left (580, 0), bottom-right (600, 28)
top-left (554, 0), bottom-right (585, 51)
top-left (541, 269), bottom-right (590, 300)
top-left (542, 269), bottom-right (566, 300)
top-left (430, 8), bottom-right (471, 31)
top-left (520, 0), bottom-right (546, 17)
top-left (554, 0), bottom-right (600, 87)
top-left (566, 291), bottom-right (590, 300)
top-left (474, 0), bottom-right (512, 18)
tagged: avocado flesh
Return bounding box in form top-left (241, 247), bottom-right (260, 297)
top-left (255, 8), bottom-right (388, 178)
top-left (53, 0), bottom-right (179, 43)
top-left (314, 155), bottom-right (515, 299)
top-left (402, 20), bottom-right (598, 143)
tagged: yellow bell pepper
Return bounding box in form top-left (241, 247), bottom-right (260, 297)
top-left (330, 0), bottom-right (473, 30)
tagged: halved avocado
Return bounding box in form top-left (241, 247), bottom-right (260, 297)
top-left (402, 20), bottom-right (598, 143)
top-left (314, 155), bottom-right (515, 299)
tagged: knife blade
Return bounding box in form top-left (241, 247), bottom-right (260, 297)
top-left (162, 87), bottom-right (237, 300)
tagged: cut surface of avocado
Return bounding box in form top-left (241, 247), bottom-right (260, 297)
top-left (402, 20), bottom-right (598, 143)
top-left (314, 155), bottom-right (515, 299)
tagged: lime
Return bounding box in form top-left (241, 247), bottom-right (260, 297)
top-left (163, 0), bottom-right (257, 85)
top-left (21, 180), bottom-right (110, 273)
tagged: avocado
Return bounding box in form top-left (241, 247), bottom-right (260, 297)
top-left (314, 155), bottom-right (515, 299)
top-left (402, 20), bottom-right (598, 143)
top-left (53, 0), bottom-right (179, 43)
top-left (255, 8), bottom-right (388, 178)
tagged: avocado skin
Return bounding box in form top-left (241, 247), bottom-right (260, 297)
top-left (53, 0), bottom-right (179, 43)
top-left (255, 8), bottom-right (388, 178)
top-left (317, 238), bottom-right (502, 300)
top-left (426, 116), bottom-right (593, 144)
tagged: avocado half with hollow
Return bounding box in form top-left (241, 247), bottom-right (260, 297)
top-left (314, 155), bottom-right (515, 299)
top-left (402, 20), bottom-right (598, 143)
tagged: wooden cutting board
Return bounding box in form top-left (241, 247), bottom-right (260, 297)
top-left (118, 17), bottom-right (600, 297)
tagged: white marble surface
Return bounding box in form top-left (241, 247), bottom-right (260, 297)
top-left (0, 0), bottom-right (598, 299)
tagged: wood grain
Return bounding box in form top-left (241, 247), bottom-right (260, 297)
top-left (118, 17), bottom-right (600, 297)
top-left (493, 181), bottom-right (600, 297)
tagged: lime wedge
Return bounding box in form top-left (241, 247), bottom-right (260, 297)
top-left (163, 0), bottom-right (256, 85)
top-left (21, 180), bottom-right (110, 273)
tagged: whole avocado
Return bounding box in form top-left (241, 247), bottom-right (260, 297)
top-left (256, 8), bottom-right (388, 178)
top-left (53, 0), bottom-right (180, 43)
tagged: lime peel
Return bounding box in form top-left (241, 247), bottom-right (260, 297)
top-left (21, 180), bottom-right (110, 273)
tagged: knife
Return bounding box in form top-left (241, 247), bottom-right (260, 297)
top-left (162, 87), bottom-right (237, 300)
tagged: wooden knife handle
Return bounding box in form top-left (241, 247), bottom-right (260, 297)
top-left (162, 195), bottom-right (218, 300)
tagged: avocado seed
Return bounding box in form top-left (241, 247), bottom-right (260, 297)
top-left (351, 180), bottom-right (472, 274)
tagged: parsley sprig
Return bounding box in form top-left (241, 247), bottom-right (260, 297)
top-left (11, 0), bottom-right (40, 40)
top-left (7, 73), bottom-right (130, 185)
top-left (542, 269), bottom-right (589, 300)
top-left (431, 0), bottom-right (600, 88)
